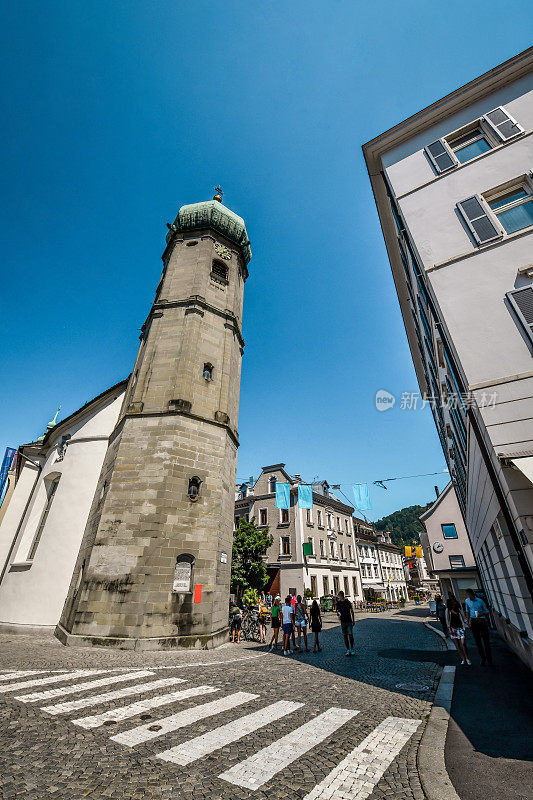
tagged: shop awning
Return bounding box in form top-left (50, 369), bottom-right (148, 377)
top-left (510, 456), bottom-right (533, 485)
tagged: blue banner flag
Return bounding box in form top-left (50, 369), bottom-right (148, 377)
top-left (275, 482), bottom-right (291, 509)
top-left (297, 484), bottom-right (313, 509)
top-left (0, 448), bottom-right (17, 497)
top-left (352, 483), bottom-right (372, 510)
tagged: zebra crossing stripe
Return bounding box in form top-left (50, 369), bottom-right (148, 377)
top-left (72, 684), bottom-right (218, 729)
top-left (157, 700), bottom-right (304, 766)
top-left (110, 691), bottom-right (258, 747)
top-left (219, 706), bottom-right (359, 790)
top-left (42, 676), bottom-right (189, 716)
top-left (16, 670), bottom-right (155, 703)
top-left (0, 671), bottom-right (59, 683)
top-left (302, 716), bottom-right (421, 800)
top-left (0, 669), bottom-right (110, 694)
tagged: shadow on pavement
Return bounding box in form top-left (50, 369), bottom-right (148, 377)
top-left (377, 647), bottom-right (457, 666)
top-left (445, 629), bottom-right (533, 800)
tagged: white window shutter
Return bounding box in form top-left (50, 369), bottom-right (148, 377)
top-left (483, 106), bottom-right (523, 141)
top-left (425, 138), bottom-right (457, 174)
top-left (456, 195), bottom-right (502, 245)
top-left (506, 287), bottom-right (533, 347)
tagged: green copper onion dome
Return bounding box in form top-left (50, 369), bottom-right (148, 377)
top-left (166, 197), bottom-right (251, 264)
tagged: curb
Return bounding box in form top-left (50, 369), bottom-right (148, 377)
top-left (418, 623), bottom-right (460, 800)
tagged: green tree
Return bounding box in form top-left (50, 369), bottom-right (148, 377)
top-left (231, 518), bottom-right (273, 600)
top-left (374, 503), bottom-right (432, 549)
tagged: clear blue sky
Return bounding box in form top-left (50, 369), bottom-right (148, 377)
top-left (1, 2), bottom-right (531, 520)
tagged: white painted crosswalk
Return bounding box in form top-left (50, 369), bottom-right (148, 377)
top-left (0, 670), bottom-right (61, 683)
top-left (73, 684), bottom-right (219, 729)
top-left (0, 669), bottom-right (110, 694)
top-left (157, 700), bottom-right (304, 766)
top-left (110, 691), bottom-right (259, 747)
top-left (219, 706), bottom-right (359, 790)
top-left (42, 675), bottom-right (188, 716)
top-left (0, 666), bottom-right (424, 795)
top-left (16, 670), bottom-right (155, 703)
top-left (302, 716), bottom-right (422, 800)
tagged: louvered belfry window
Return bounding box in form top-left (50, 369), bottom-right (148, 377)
top-left (456, 195), bottom-right (502, 245)
top-left (506, 286), bottom-right (533, 348)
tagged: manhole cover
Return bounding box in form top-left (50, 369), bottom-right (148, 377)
top-left (395, 682), bottom-right (429, 692)
top-left (148, 724), bottom-right (162, 731)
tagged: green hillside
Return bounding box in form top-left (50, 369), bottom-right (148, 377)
top-left (374, 503), bottom-right (432, 549)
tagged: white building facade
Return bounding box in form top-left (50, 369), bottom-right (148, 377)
top-left (0, 381), bottom-right (126, 631)
top-left (364, 48), bottom-right (533, 667)
top-left (375, 533), bottom-right (408, 600)
top-left (235, 465), bottom-right (363, 602)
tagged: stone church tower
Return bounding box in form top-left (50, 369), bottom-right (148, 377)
top-left (56, 194), bottom-right (251, 649)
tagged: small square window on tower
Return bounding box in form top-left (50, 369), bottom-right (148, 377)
top-left (211, 260), bottom-right (229, 283)
top-left (203, 362), bottom-right (213, 381)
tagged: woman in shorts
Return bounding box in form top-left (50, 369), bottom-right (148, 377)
top-left (294, 595), bottom-right (309, 652)
top-left (258, 597), bottom-right (268, 644)
top-left (445, 597), bottom-right (470, 665)
top-left (230, 602), bottom-right (242, 644)
top-left (269, 596), bottom-right (281, 650)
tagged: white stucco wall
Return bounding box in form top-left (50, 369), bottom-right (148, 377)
top-left (0, 389), bottom-right (124, 628)
top-left (422, 485), bottom-right (475, 572)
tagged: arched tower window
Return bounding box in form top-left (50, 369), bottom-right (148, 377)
top-left (188, 476), bottom-right (202, 501)
top-left (173, 554), bottom-right (194, 593)
top-left (211, 260), bottom-right (228, 282)
top-left (203, 362), bottom-right (213, 381)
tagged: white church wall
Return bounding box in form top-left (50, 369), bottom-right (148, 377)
top-left (0, 460), bottom-right (42, 581)
top-left (0, 390), bottom-right (124, 629)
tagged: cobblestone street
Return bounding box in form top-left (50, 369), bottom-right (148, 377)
top-left (0, 607), bottom-right (448, 800)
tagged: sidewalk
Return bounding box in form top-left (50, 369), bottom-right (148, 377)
top-left (443, 625), bottom-right (533, 800)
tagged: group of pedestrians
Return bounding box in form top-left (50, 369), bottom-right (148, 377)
top-left (269, 590), bottom-right (356, 656)
top-left (435, 590), bottom-right (493, 666)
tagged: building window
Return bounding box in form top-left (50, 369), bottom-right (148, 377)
top-left (345, 519), bottom-right (349, 533)
top-left (281, 536), bottom-right (290, 555)
top-left (441, 523), bottom-right (458, 539)
top-left (269, 476), bottom-right (276, 493)
top-left (28, 476), bottom-right (60, 560)
top-left (203, 362), bottom-right (213, 381)
top-left (327, 513), bottom-right (332, 529)
top-left (211, 260), bottom-right (228, 282)
top-left (306, 508), bottom-right (313, 524)
top-left (333, 576), bottom-right (340, 596)
top-left (310, 575), bottom-right (317, 597)
top-left (173, 554), bottom-right (194, 593)
top-left (337, 516), bottom-right (341, 531)
top-left (317, 510), bottom-right (323, 527)
top-left (449, 555), bottom-right (465, 569)
top-left (323, 576), bottom-right (330, 595)
top-left (447, 125), bottom-right (492, 163)
top-left (259, 508), bottom-right (268, 526)
top-left (307, 536), bottom-right (314, 554)
top-left (319, 539), bottom-right (325, 558)
top-left (339, 542), bottom-right (345, 561)
top-left (487, 182), bottom-right (533, 234)
top-left (187, 476), bottom-right (202, 501)
top-left (348, 544), bottom-right (353, 561)
top-left (344, 576), bottom-right (350, 596)
top-left (352, 576), bottom-right (358, 597)
top-left (280, 508), bottom-right (289, 524)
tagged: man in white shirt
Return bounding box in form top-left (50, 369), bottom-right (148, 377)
top-left (465, 589), bottom-right (493, 666)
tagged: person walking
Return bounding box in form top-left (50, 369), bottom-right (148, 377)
top-left (269, 597), bottom-right (282, 651)
top-left (281, 595), bottom-right (295, 656)
top-left (258, 597), bottom-right (268, 644)
top-left (294, 595), bottom-right (310, 652)
top-left (435, 595), bottom-right (448, 637)
top-left (310, 599), bottom-right (322, 652)
top-left (230, 601), bottom-right (242, 644)
top-left (336, 590), bottom-right (355, 656)
top-left (445, 597), bottom-right (471, 664)
top-left (465, 589), bottom-right (493, 665)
